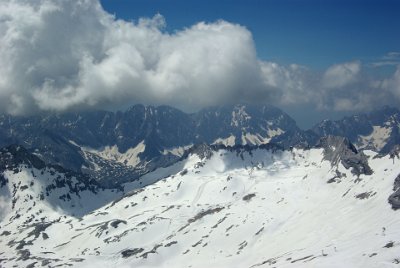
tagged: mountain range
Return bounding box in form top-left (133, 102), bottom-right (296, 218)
top-left (1, 104), bottom-right (400, 267)
top-left (1, 104), bottom-right (399, 187)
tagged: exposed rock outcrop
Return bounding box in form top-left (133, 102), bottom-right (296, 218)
top-left (316, 136), bottom-right (373, 176)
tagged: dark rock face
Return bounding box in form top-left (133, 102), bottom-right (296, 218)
top-left (316, 136), bottom-right (373, 176)
top-left (121, 248), bottom-right (144, 258)
top-left (388, 174), bottom-right (400, 210)
top-left (193, 104), bottom-right (298, 144)
top-left (271, 129), bottom-right (319, 149)
top-left (389, 145), bottom-right (400, 159)
top-left (0, 145), bottom-right (46, 171)
top-left (242, 193), bottom-right (256, 201)
top-left (312, 106), bottom-right (400, 154)
top-left (186, 143), bottom-right (215, 160)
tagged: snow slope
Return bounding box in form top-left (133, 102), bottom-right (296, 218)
top-left (358, 126), bottom-right (392, 151)
top-left (83, 141), bottom-right (146, 167)
top-left (1, 146), bottom-right (400, 267)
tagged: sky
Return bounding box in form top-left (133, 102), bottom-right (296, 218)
top-left (0, 0), bottom-right (399, 128)
top-left (101, 0), bottom-right (400, 69)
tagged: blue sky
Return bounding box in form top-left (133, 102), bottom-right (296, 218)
top-left (1, 0), bottom-right (399, 128)
top-left (100, 0), bottom-right (400, 70)
top-left (97, 0), bottom-right (400, 127)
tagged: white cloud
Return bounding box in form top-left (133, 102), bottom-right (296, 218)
top-left (382, 66), bottom-right (400, 98)
top-left (370, 61), bottom-right (399, 67)
top-left (370, 52), bottom-right (400, 67)
top-left (322, 61), bottom-right (361, 89)
top-left (0, 0), bottom-right (266, 114)
top-left (0, 0), bottom-right (399, 116)
top-left (259, 62), bottom-right (314, 105)
top-left (332, 95), bottom-right (374, 112)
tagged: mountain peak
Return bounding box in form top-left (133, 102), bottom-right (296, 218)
top-left (312, 106), bottom-right (400, 153)
top-left (316, 135), bottom-right (372, 175)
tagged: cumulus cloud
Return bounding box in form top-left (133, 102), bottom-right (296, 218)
top-left (322, 61), bottom-right (361, 89)
top-left (0, 0), bottom-right (399, 116)
top-left (0, 0), bottom-right (266, 114)
top-left (317, 61), bottom-right (400, 111)
top-left (259, 58), bottom-right (400, 112)
top-left (260, 62), bottom-right (315, 105)
top-left (381, 66), bottom-right (400, 97)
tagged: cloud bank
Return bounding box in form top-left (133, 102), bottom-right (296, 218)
top-left (0, 0), bottom-right (399, 115)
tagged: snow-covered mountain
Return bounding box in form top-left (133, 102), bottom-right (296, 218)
top-left (0, 104), bottom-right (312, 186)
top-left (1, 139), bottom-right (400, 267)
top-left (312, 106), bottom-right (400, 154)
top-left (1, 104), bottom-right (399, 187)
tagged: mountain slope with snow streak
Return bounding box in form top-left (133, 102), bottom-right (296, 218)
top-left (313, 106), bottom-right (400, 154)
top-left (1, 144), bottom-right (400, 267)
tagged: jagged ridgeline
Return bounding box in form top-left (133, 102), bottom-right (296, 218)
top-left (0, 104), bottom-right (315, 186)
top-left (1, 104), bottom-right (399, 186)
